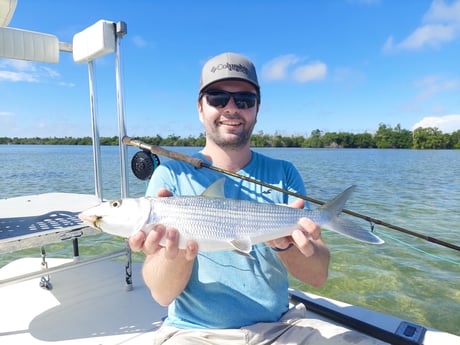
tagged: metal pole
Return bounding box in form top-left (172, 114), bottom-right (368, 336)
top-left (114, 22), bottom-right (129, 200)
top-left (114, 21), bottom-right (132, 291)
top-left (88, 61), bottom-right (103, 201)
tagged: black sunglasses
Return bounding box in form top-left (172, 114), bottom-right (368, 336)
top-left (202, 90), bottom-right (258, 109)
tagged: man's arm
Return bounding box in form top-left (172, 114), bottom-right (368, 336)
top-left (129, 189), bottom-right (199, 306)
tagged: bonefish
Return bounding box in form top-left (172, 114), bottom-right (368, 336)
top-left (78, 178), bottom-right (383, 256)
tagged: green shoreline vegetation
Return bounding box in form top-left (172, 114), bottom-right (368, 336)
top-left (1, 124), bottom-right (459, 149)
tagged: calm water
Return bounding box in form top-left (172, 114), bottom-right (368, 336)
top-left (1, 145), bottom-right (459, 335)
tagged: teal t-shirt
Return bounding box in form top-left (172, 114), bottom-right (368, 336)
top-left (146, 150), bottom-right (307, 329)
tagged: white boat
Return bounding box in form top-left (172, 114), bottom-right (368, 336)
top-left (1, 1), bottom-right (459, 344)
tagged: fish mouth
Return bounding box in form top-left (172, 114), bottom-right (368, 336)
top-left (78, 213), bottom-right (103, 231)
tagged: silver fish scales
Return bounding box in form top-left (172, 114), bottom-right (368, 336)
top-left (79, 179), bottom-right (384, 256)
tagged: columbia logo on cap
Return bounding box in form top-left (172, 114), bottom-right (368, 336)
top-left (210, 63), bottom-right (250, 76)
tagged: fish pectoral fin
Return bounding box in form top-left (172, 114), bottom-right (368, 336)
top-left (229, 238), bottom-right (254, 259)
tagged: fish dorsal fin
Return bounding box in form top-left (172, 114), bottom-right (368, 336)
top-left (201, 178), bottom-right (226, 198)
top-left (229, 238), bottom-right (254, 259)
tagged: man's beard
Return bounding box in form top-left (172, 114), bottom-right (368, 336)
top-left (207, 122), bottom-right (255, 150)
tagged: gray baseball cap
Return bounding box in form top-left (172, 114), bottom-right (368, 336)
top-left (199, 52), bottom-right (260, 94)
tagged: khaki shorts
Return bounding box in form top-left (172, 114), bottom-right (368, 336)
top-left (152, 303), bottom-right (389, 345)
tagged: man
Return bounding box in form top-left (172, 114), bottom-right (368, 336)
top-left (129, 53), bottom-right (382, 344)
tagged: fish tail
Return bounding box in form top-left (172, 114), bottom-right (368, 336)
top-left (320, 186), bottom-right (384, 244)
top-left (324, 216), bottom-right (384, 244)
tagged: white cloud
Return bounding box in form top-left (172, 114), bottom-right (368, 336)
top-left (0, 59), bottom-right (63, 83)
top-left (402, 75), bottom-right (459, 112)
top-left (58, 81), bottom-right (76, 87)
top-left (382, 36), bottom-right (394, 52)
top-left (132, 35), bottom-right (148, 47)
top-left (261, 54), bottom-right (327, 83)
top-left (423, 0), bottom-right (460, 23)
top-left (41, 66), bottom-right (60, 79)
top-left (412, 114), bottom-right (460, 133)
top-left (412, 75), bottom-right (460, 104)
top-left (0, 60), bottom-right (36, 71)
top-left (261, 54), bottom-right (299, 81)
top-left (397, 24), bottom-right (455, 50)
top-left (0, 70), bottom-right (39, 82)
top-left (0, 60), bottom-right (40, 82)
top-left (293, 62), bottom-right (327, 82)
top-left (383, 0), bottom-right (460, 52)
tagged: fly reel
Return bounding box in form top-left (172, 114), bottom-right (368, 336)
top-left (130, 150), bottom-right (160, 180)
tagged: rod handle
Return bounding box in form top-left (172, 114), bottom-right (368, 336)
top-left (122, 136), bottom-right (204, 168)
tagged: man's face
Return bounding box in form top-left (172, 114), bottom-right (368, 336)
top-left (198, 80), bottom-right (259, 150)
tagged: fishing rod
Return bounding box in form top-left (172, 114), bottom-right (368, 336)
top-left (123, 136), bottom-right (460, 253)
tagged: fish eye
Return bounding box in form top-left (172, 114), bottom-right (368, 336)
top-left (110, 200), bottom-right (122, 208)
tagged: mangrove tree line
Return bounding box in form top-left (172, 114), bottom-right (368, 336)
top-left (1, 124), bottom-right (459, 149)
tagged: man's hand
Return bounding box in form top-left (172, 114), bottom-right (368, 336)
top-left (267, 198), bottom-right (321, 258)
top-left (128, 188), bottom-right (198, 261)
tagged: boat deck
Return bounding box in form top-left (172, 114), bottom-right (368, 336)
top-left (1, 257), bottom-right (459, 344)
top-left (0, 258), bottom-right (166, 344)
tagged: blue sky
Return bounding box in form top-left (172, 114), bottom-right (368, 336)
top-left (1, 0), bottom-right (459, 138)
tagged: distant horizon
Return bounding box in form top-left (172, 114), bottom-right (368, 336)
top-left (1, 122), bottom-right (459, 140)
